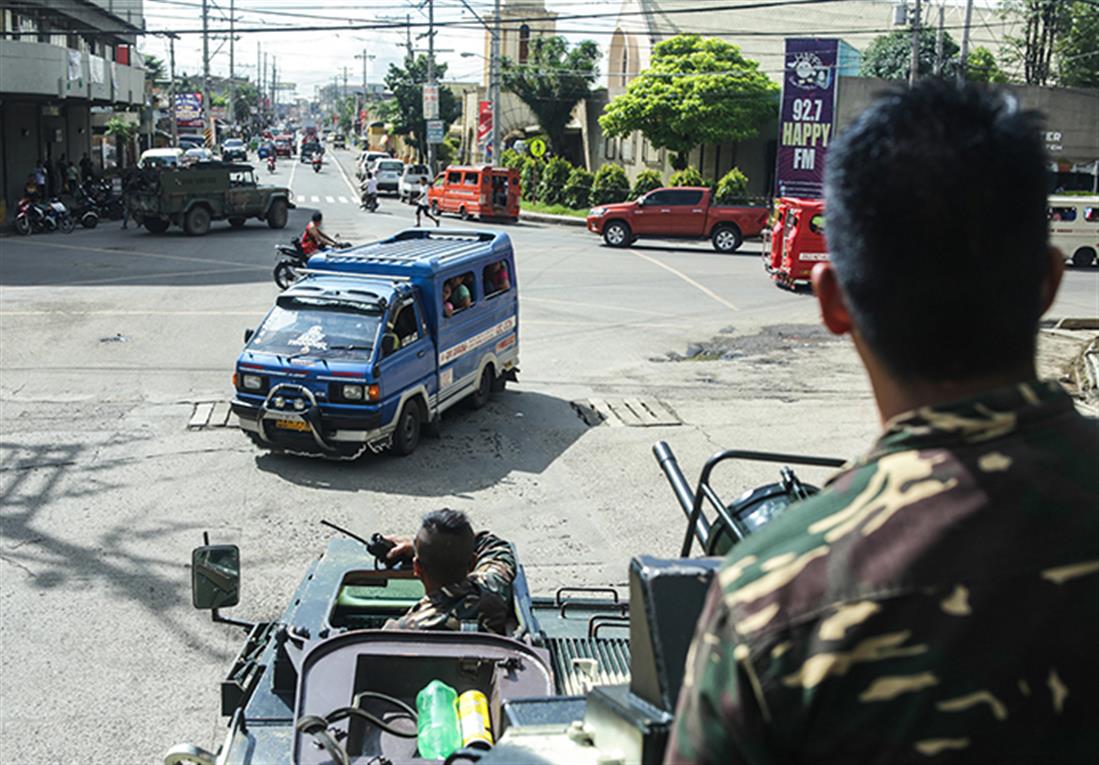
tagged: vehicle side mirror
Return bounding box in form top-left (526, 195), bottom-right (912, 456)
top-left (191, 544), bottom-right (240, 610)
top-left (243, 328), bottom-right (254, 343)
top-left (636, 197), bottom-right (646, 207)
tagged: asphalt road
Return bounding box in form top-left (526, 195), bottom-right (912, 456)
top-left (1, 148), bottom-right (1096, 763)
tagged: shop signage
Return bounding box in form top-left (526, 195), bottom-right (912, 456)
top-left (175, 93), bottom-right (204, 128)
top-left (426, 119), bottom-right (444, 144)
top-left (423, 84), bottom-right (439, 120)
top-left (477, 100), bottom-right (493, 159)
top-left (775, 38), bottom-right (839, 199)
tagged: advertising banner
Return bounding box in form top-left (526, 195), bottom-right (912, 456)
top-left (423, 83), bottom-right (439, 121)
top-left (774, 38), bottom-right (839, 199)
top-left (175, 93), bottom-right (204, 128)
top-left (477, 100), bottom-right (493, 160)
top-left (426, 119), bottom-right (444, 145)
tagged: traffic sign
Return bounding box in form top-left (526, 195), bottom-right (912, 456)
top-left (529, 138), bottom-right (547, 158)
top-left (426, 119), bottom-right (444, 144)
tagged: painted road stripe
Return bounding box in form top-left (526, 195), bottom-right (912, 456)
top-left (628, 249), bottom-right (738, 312)
top-left (325, 195), bottom-right (335, 204)
top-left (310, 195), bottom-right (319, 203)
top-left (338, 196), bottom-right (349, 204)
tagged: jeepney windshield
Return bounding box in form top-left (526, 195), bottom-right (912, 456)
top-left (249, 303), bottom-right (381, 360)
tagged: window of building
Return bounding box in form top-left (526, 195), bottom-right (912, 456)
top-left (519, 24), bottom-right (531, 64)
top-left (605, 137), bottom-right (616, 160)
top-left (1048, 206), bottom-right (1077, 222)
top-left (483, 260), bottom-right (511, 297)
top-left (444, 272), bottom-right (475, 317)
top-left (621, 134), bottom-right (635, 162)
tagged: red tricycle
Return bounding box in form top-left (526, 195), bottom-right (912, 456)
top-left (762, 197), bottom-right (828, 289)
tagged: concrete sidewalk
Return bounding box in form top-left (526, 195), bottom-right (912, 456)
top-left (519, 209), bottom-right (588, 227)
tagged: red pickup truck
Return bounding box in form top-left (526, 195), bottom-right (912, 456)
top-left (586, 186), bottom-right (769, 253)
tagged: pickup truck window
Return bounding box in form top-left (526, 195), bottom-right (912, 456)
top-left (665, 190), bottom-right (703, 205)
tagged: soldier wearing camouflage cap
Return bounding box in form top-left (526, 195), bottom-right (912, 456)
top-left (668, 80), bottom-right (1098, 764)
top-left (385, 509), bottom-right (516, 634)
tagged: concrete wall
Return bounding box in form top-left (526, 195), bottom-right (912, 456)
top-left (1, 102), bottom-right (42, 212)
top-left (0, 39), bottom-right (144, 105)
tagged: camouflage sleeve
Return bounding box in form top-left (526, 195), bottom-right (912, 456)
top-left (469, 530), bottom-right (516, 601)
top-left (665, 579), bottom-right (778, 765)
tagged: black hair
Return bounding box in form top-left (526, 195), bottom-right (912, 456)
top-left (824, 79), bottom-right (1049, 381)
top-left (311, 211), bottom-right (323, 222)
top-left (415, 509), bottom-right (475, 585)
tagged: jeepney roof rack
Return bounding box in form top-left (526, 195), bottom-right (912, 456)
top-left (320, 229), bottom-right (502, 268)
top-left (298, 268), bottom-right (411, 282)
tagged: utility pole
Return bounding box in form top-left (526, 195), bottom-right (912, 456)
top-left (427, 0), bottom-right (436, 171)
top-left (958, 0), bottom-right (975, 82)
top-left (933, 4), bottom-right (945, 76)
top-left (257, 42), bottom-right (262, 128)
top-left (405, 14), bottom-right (413, 65)
top-left (169, 35), bottom-right (178, 146)
top-left (354, 49), bottom-right (374, 139)
top-left (201, 0), bottom-right (213, 146)
top-left (490, 0), bottom-right (501, 165)
top-left (908, 0), bottom-right (922, 87)
top-left (229, 0), bottom-right (235, 125)
top-left (272, 58), bottom-right (278, 120)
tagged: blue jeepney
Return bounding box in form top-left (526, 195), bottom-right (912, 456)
top-left (231, 229), bottom-right (519, 457)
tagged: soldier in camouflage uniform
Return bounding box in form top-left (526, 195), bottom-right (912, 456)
top-left (668, 81), bottom-right (1098, 763)
top-left (386, 509), bottom-right (516, 634)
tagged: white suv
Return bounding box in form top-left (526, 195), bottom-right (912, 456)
top-left (398, 164), bottom-right (432, 203)
top-left (372, 159), bottom-right (406, 195)
top-left (357, 151), bottom-right (391, 180)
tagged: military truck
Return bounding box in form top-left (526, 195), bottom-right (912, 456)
top-left (165, 442), bottom-right (841, 765)
top-left (128, 162), bottom-right (294, 236)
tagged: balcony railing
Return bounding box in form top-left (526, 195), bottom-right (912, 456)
top-left (0, 39), bottom-right (145, 105)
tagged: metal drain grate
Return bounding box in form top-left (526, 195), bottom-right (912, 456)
top-left (188, 401), bottom-right (236, 430)
top-left (571, 397), bottom-right (682, 427)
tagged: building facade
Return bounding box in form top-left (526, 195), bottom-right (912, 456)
top-left (1, 0), bottom-right (147, 215)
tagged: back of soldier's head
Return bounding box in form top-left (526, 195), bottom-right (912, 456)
top-left (825, 79), bottom-right (1049, 382)
top-left (415, 509), bottom-right (475, 586)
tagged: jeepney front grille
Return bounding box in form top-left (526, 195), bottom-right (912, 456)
top-left (547, 637), bottom-right (631, 696)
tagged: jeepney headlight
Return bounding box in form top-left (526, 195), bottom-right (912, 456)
top-left (342, 384), bottom-right (364, 400)
top-left (590, 207), bottom-right (606, 216)
top-left (293, 399), bottom-right (305, 411)
top-left (273, 396), bottom-right (285, 408)
top-left (242, 374), bottom-right (263, 390)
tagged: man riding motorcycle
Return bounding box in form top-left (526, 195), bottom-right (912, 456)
top-left (360, 172), bottom-right (378, 212)
top-left (300, 210), bottom-right (339, 256)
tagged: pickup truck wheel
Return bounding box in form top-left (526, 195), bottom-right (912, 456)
top-left (267, 199), bottom-right (289, 229)
top-left (392, 401), bottom-right (422, 456)
top-left (712, 225), bottom-right (742, 253)
top-left (470, 366), bottom-right (494, 409)
top-left (1071, 247), bottom-right (1096, 267)
top-left (228, 217), bottom-right (246, 228)
top-left (183, 206), bottom-right (211, 236)
top-left (603, 221), bottom-right (631, 248)
top-left (144, 217), bottom-right (170, 234)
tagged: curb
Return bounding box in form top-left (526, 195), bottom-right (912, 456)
top-left (519, 210), bottom-right (588, 227)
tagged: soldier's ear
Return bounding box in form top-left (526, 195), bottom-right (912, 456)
top-left (413, 557), bottom-right (422, 578)
top-left (1041, 246), bottom-right (1064, 317)
top-left (812, 262), bottom-right (853, 337)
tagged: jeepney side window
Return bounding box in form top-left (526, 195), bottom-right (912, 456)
top-left (447, 171), bottom-right (461, 185)
top-left (444, 272), bottom-right (475, 317)
top-left (809, 214), bottom-right (825, 234)
top-left (482, 259), bottom-right (511, 298)
top-left (1048, 206), bottom-right (1077, 222)
top-left (1084, 207), bottom-right (1098, 222)
top-left (463, 172), bottom-right (479, 186)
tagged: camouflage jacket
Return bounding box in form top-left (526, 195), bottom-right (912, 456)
top-left (394, 531), bottom-right (516, 634)
top-left (667, 381), bottom-right (1098, 764)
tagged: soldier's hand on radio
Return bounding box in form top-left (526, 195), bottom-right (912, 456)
top-left (384, 536), bottom-right (414, 564)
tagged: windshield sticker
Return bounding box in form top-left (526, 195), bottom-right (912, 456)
top-left (288, 325), bottom-right (328, 352)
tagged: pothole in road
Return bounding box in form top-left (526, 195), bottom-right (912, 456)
top-left (655, 323), bottom-right (839, 363)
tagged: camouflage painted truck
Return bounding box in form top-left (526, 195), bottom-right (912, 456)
top-left (128, 162), bottom-right (294, 236)
top-left (165, 442), bottom-right (841, 765)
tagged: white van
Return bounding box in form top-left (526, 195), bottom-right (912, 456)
top-left (1048, 195), bottom-right (1099, 267)
top-left (140, 147), bottom-right (184, 169)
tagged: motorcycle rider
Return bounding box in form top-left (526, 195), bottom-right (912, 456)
top-left (361, 172), bottom-right (378, 211)
top-left (300, 211), bottom-right (338, 256)
top-left (267, 153), bottom-right (277, 172)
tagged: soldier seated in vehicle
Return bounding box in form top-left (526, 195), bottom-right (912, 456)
top-left (384, 509), bottom-right (517, 634)
top-left (668, 80), bottom-right (1097, 764)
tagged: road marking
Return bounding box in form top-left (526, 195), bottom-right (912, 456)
top-left (331, 149), bottom-right (363, 199)
top-left (325, 195), bottom-right (335, 204)
top-left (0, 239), bottom-right (257, 268)
top-left (309, 195), bottom-right (319, 203)
top-left (628, 249), bottom-right (739, 312)
top-left (62, 265), bottom-right (266, 286)
top-left (288, 151), bottom-right (299, 195)
top-left (338, 196), bottom-right (349, 204)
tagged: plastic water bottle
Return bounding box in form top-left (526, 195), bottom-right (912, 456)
top-left (416, 680), bottom-right (462, 759)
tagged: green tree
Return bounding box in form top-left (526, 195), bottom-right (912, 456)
top-left (670, 166), bottom-right (704, 187)
top-left (1001, 0), bottom-right (1067, 86)
top-left (965, 47), bottom-right (1009, 83)
top-left (860, 28), bottom-right (960, 79)
top-left (105, 117), bottom-right (138, 167)
top-left (538, 156), bottom-right (573, 205)
top-left (520, 158), bottom-right (541, 202)
top-left (599, 35), bottom-right (777, 170)
top-left (141, 53), bottom-right (166, 83)
top-left (231, 81), bottom-right (257, 123)
top-left (502, 37), bottom-right (600, 163)
top-left (1056, 1), bottom-right (1099, 87)
top-left (500, 148), bottom-right (524, 170)
top-left (590, 163), bottom-right (630, 205)
top-left (713, 167), bottom-right (750, 204)
top-left (562, 166), bottom-right (595, 208)
top-left (384, 55), bottom-right (461, 159)
top-left (631, 169), bottom-right (663, 198)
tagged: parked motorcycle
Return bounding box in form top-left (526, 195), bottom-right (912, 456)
top-left (69, 187), bottom-right (100, 229)
top-left (14, 198), bottom-right (74, 235)
top-left (273, 238), bottom-right (352, 290)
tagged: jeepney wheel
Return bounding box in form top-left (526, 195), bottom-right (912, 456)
top-left (470, 366), bottom-right (494, 409)
top-left (229, 217), bottom-right (246, 228)
top-left (1071, 247), bottom-right (1096, 268)
top-left (267, 199), bottom-right (289, 229)
top-left (183, 206), bottom-right (211, 236)
top-left (603, 221), bottom-right (631, 248)
top-left (144, 217), bottom-right (170, 234)
top-left (712, 224), bottom-right (742, 253)
top-left (392, 401), bottom-right (422, 456)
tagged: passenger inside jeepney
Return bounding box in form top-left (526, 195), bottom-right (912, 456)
top-left (381, 509), bottom-right (516, 634)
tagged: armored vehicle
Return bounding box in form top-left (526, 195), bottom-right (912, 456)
top-left (128, 162), bottom-right (294, 236)
top-left (166, 443), bottom-right (841, 765)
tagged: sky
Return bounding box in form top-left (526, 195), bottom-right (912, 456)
top-left (139, 0), bottom-right (625, 98)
